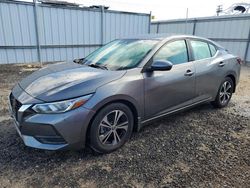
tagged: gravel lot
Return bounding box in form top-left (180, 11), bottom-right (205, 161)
top-left (0, 64), bottom-right (249, 187)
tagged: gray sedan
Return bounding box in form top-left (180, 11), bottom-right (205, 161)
top-left (9, 34), bottom-right (241, 153)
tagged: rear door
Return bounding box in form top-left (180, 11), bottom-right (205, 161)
top-left (188, 40), bottom-right (222, 101)
top-left (143, 39), bottom-right (196, 118)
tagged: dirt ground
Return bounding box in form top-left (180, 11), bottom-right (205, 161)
top-left (0, 63), bottom-right (249, 188)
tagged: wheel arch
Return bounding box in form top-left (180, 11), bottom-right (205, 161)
top-left (225, 73), bottom-right (236, 93)
top-left (85, 95), bottom-right (142, 145)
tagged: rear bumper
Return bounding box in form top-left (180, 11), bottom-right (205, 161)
top-left (9, 94), bottom-right (95, 150)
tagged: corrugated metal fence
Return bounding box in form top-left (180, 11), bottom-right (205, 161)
top-left (0, 0), bottom-right (150, 64)
top-left (2, 1), bottom-right (250, 64)
top-left (151, 14), bottom-right (250, 63)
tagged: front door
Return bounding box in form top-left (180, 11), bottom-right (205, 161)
top-left (143, 40), bottom-right (195, 118)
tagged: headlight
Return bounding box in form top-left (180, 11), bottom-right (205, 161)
top-left (32, 94), bottom-right (93, 113)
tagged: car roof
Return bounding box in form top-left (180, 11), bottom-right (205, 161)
top-left (120, 33), bottom-right (176, 40)
top-left (120, 33), bottom-right (203, 40)
top-left (120, 33), bottom-right (224, 49)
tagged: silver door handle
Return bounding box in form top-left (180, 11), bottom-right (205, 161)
top-left (218, 62), bottom-right (225, 67)
top-left (184, 70), bottom-right (194, 76)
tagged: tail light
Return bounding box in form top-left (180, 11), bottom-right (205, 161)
top-left (237, 57), bottom-right (243, 65)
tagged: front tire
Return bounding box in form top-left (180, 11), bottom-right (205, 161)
top-left (89, 103), bottom-right (134, 154)
top-left (211, 77), bottom-right (234, 108)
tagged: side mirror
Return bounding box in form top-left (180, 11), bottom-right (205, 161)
top-left (147, 60), bottom-right (173, 71)
top-left (73, 58), bottom-right (84, 64)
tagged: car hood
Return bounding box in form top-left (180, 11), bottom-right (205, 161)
top-left (17, 62), bottom-right (126, 102)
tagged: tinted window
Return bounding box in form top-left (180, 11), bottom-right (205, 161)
top-left (190, 40), bottom-right (211, 60)
top-left (153, 40), bottom-right (188, 65)
top-left (209, 43), bottom-right (217, 56)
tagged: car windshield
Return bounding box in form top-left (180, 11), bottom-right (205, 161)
top-left (83, 39), bottom-right (158, 70)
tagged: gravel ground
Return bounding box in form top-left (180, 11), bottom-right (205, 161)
top-left (0, 64), bottom-right (249, 188)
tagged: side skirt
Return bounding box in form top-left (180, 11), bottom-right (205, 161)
top-left (136, 98), bottom-right (212, 131)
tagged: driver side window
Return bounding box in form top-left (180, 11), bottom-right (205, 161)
top-left (153, 40), bottom-right (188, 65)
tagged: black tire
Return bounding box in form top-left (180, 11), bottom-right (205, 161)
top-left (211, 77), bottom-right (234, 108)
top-left (89, 103), bottom-right (134, 154)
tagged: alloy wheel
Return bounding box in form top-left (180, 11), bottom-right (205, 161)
top-left (219, 81), bottom-right (232, 104)
top-left (98, 110), bottom-right (129, 146)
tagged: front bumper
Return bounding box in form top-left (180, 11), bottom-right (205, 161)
top-left (9, 92), bottom-right (95, 150)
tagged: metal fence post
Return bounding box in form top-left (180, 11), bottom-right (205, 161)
top-left (192, 19), bottom-right (197, 35)
top-left (33, 0), bottom-right (42, 66)
top-left (100, 6), bottom-right (105, 45)
top-left (148, 11), bottom-right (151, 33)
top-left (244, 25), bottom-right (250, 63)
top-left (185, 8), bottom-right (188, 34)
top-left (156, 22), bottom-right (160, 33)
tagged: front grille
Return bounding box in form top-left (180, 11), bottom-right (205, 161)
top-left (10, 93), bottom-right (22, 120)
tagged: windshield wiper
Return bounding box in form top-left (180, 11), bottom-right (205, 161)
top-left (88, 64), bottom-right (108, 70)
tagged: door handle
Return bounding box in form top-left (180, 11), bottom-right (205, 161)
top-left (218, 61), bottom-right (225, 67)
top-left (184, 70), bottom-right (194, 76)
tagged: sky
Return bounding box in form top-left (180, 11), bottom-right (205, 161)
top-left (65, 0), bottom-right (249, 20)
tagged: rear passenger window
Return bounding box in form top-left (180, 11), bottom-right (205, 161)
top-left (153, 40), bottom-right (188, 65)
top-left (209, 43), bottom-right (217, 56)
top-left (190, 40), bottom-right (211, 60)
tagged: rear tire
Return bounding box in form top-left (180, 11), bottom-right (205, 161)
top-left (211, 77), bottom-right (234, 108)
top-left (89, 103), bottom-right (134, 154)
